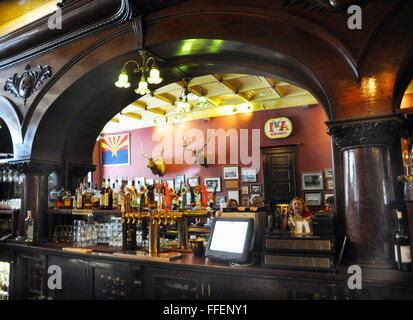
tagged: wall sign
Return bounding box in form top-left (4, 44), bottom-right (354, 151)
top-left (264, 117), bottom-right (293, 139)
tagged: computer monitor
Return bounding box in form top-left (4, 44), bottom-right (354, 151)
top-left (205, 217), bottom-right (255, 264)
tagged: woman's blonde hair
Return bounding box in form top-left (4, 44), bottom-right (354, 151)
top-left (288, 197), bottom-right (309, 215)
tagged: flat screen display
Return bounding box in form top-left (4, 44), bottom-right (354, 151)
top-left (205, 217), bottom-right (254, 263)
top-left (209, 220), bottom-right (249, 253)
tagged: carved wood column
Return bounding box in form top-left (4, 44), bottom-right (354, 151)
top-left (11, 160), bottom-right (62, 242)
top-left (327, 117), bottom-right (403, 269)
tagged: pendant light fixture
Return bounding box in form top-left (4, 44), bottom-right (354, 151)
top-left (176, 77), bottom-right (192, 113)
top-left (114, 50), bottom-right (163, 95)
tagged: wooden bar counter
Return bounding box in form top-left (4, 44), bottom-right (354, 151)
top-left (1, 241), bottom-right (413, 300)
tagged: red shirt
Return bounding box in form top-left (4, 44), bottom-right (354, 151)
top-left (301, 209), bottom-right (312, 218)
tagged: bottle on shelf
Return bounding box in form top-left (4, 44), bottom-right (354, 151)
top-left (92, 184), bottom-right (100, 209)
top-left (106, 179), bottom-right (113, 210)
top-left (130, 180), bottom-right (137, 210)
top-left (57, 186), bottom-right (65, 209)
top-left (25, 210), bottom-right (34, 242)
top-left (49, 188), bottom-right (59, 209)
top-left (63, 189), bottom-right (72, 209)
top-left (112, 182), bottom-right (119, 210)
top-left (75, 187), bottom-right (82, 209)
top-left (126, 217), bottom-right (136, 251)
top-left (83, 182), bottom-right (93, 209)
top-left (100, 178), bottom-right (107, 210)
top-left (394, 209), bottom-right (412, 272)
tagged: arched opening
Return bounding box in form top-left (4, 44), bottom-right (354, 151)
top-left (30, 36), bottom-right (336, 236)
top-left (0, 118), bottom-right (13, 159)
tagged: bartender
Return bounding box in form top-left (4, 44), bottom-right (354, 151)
top-left (250, 195), bottom-right (264, 208)
top-left (289, 197), bottom-right (312, 218)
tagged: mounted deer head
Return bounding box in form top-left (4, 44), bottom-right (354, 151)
top-left (183, 131), bottom-right (213, 168)
top-left (142, 145), bottom-right (165, 177)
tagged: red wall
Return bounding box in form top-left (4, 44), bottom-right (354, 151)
top-left (93, 104), bottom-right (332, 202)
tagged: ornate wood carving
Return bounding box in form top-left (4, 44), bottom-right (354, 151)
top-left (3, 64), bottom-right (52, 106)
top-left (0, 0), bottom-right (133, 69)
top-left (280, 0), bottom-right (371, 13)
top-left (327, 119), bottom-right (402, 150)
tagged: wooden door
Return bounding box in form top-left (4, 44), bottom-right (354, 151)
top-left (262, 145), bottom-right (298, 208)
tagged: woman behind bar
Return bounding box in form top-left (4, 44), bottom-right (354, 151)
top-left (226, 198), bottom-right (238, 209)
top-left (288, 197), bottom-right (312, 219)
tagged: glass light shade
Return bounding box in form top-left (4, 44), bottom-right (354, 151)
top-left (176, 100), bottom-right (191, 113)
top-left (135, 78), bottom-right (150, 95)
top-left (147, 67), bottom-right (163, 84)
top-left (114, 72), bottom-right (130, 88)
top-left (197, 96), bottom-right (207, 107)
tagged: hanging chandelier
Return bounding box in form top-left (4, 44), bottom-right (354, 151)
top-left (114, 50), bottom-right (163, 95)
top-left (175, 77), bottom-right (191, 113)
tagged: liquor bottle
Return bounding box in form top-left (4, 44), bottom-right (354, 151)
top-left (394, 210), bottom-right (412, 272)
top-left (57, 187), bottom-right (65, 209)
top-left (25, 211), bottom-right (34, 242)
top-left (100, 179), bottom-right (107, 210)
top-left (63, 189), bottom-right (72, 209)
top-left (92, 184), bottom-right (100, 209)
top-left (49, 188), bottom-right (59, 209)
top-left (126, 219), bottom-right (134, 251)
top-left (106, 179), bottom-right (113, 210)
top-left (130, 180), bottom-right (137, 210)
top-left (76, 187), bottom-right (83, 209)
top-left (112, 182), bottom-right (119, 210)
top-left (83, 183), bottom-right (93, 209)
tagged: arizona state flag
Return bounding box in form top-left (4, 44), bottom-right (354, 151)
top-left (101, 134), bottom-right (129, 166)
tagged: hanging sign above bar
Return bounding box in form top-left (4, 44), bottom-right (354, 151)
top-left (264, 117), bottom-right (293, 139)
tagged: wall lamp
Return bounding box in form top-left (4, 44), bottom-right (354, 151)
top-left (114, 50), bottom-right (163, 95)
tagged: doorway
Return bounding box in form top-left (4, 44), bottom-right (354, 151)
top-left (261, 145), bottom-right (298, 210)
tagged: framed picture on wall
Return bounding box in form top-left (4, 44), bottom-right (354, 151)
top-left (101, 133), bottom-right (130, 166)
top-left (225, 180), bottom-right (239, 189)
top-left (241, 196), bottom-right (250, 206)
top-left (251, 184), bottom-right (261, 193)
top-left (215, 195), bottom-right (226, 207)
top-left (223, 166), bottom-right (239, 180)
top-left (305, 192), bottom-right (322, 206)
top-left (175, 175), bottom-right (185, 188)
top-left (326, 178), bottom-right (334, 190)
top-left (204, 177), bottom-right (221, 192)
top-left (166, 179), bottom-right (174, 190)
top-left (301, 172), bottom-right (324, 190)
top-left (241, 185), bottom-right (249, 195)
top-left (227, 190), bottom-right (239, 204)
top-left (324, 193), bottom-right (334, 203)
top-left (241, 168), bottom-right (257, 182)
top-left (324, 168), bottom-right (333, 178)
top-left (188, 176), bottom-right (200, 187)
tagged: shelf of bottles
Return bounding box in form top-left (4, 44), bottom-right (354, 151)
top-left (46, 178), bottom-right (213, 254)
top-left (0, 262), bottom-right (9, 300)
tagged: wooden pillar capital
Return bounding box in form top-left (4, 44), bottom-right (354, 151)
top-left (327, 117), bottom-right (403, 151)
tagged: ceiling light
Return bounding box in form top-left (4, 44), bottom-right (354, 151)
top-left (115, 50), bottom-right (162, 95)
top-left (176, 77), bottom-right (192, 113)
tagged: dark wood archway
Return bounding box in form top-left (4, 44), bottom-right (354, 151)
top-left (0, 0), bottom-right (412, 268)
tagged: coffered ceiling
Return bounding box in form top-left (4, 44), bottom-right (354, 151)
top-left (101, 73), bottom-right (318, 133)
